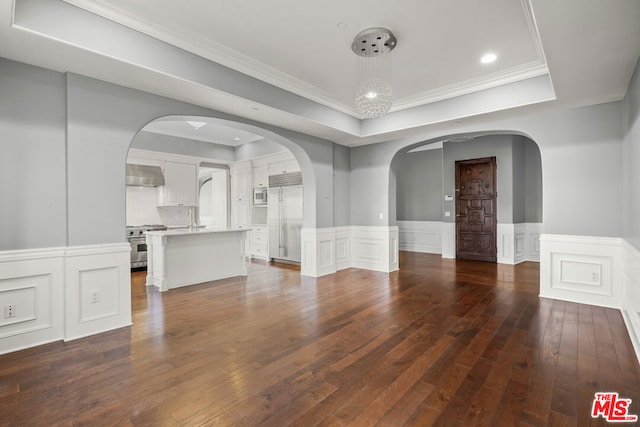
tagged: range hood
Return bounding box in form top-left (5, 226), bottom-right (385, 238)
top-left (126, 164), bottom-right (165, 187)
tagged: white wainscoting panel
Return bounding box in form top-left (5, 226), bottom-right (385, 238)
top-left (526, 223), bottom-right (543, 262)
top-left (497, 224), bottom-right (515, 264)
top-left (514, 224), bottom-right (527, 264)
top-left (351, 226), bottom-right (399, 273)
top-left (64, 243), bottom-right (132, 341)
top-left (0, 248), bottom-right (65, 355)
top-left (540, 234), bottom-right (622, 309)
top-left (335, 227), bottom-right (352, 271)
top-left (301, 228), bottom-right (337, 278)
top-left (441, 222), bottom-right (456, 259)
top-left (622, 241), bottom-right (640, 364)
top-left (397, 221), bottom-right (442, 254)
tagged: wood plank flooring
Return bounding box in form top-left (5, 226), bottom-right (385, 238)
top-left (1, 252), bottom-right (639, 426)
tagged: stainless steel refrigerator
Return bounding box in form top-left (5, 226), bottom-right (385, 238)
top-left (268, 173), bottom-right (303, 264)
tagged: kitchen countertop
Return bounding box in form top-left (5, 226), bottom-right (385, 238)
top-left (146, 227), bottom-right (251, 237)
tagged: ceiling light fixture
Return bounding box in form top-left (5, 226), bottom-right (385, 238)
top-left (352, 27), bottom-right (397, 119)
top-left (481, 53), bottom-right (497, 64)
top-left (186, 120), bottom-right (207, 130)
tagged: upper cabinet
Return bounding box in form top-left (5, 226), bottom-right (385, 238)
top-left (230, 162), bottom-right (252, 202)
top-left (268, 158), bottom-right (300, 176)
top-left (252, 164), bottom-right (268, 188)
top-left (159, 161), bottom-right (197, 206)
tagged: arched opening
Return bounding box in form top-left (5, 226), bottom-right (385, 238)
top-left (124, 115), bottom-right (311, 290)
top-left (390, 132), bottom-right (543, 264)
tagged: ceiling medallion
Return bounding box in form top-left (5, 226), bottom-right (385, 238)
top-left (351, 28), bottom-right (397, 119)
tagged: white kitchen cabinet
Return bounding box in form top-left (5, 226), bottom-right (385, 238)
top-left (268, 158), bottom-right (300, 176)
top-left (230, 162), bottom-right (252, 203)
top-left (159, 161), bottom-right (197, 206)
top-left (230, 162), bottom-right (252, 237)
top-left (251, 225), bottom-right (269, 261)
top-left (252, 164), bottom-right (268, 188)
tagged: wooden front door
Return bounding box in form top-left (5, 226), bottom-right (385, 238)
top-left (455, 157), bottom-right (497, 262)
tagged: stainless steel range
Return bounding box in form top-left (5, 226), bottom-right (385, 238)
top-left (126, 225), bottom-right (167, 268)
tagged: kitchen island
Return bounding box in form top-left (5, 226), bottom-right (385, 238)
top-left (145, 227), bottom-right (250, 291)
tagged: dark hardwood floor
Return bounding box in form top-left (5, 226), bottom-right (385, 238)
top-left (1, 252), bottom-right (639, 426)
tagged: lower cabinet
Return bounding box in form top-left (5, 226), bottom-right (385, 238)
top-left (251, 225), bottom-right (269, 261)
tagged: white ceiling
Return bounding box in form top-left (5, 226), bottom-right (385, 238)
top-left (143, 117), bottom-right (264, 147)
top-left (1, 0), bottom-right (639, 147)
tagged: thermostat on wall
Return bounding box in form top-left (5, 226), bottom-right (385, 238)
top-left (444, 195), bottom-right (454, 201)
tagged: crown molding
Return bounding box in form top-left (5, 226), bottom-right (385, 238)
top-left (392, 62), bottom-right (549, 112)
top-left (61, 0), bottom-right (360, 117)
top-left (62, 0), bottom-right (550, 120)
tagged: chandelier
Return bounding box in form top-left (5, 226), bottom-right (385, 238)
top-left (352, 28), bottom-right (397, 119)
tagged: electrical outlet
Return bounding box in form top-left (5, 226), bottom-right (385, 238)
top-left (90, 291), bottom-right (100, 304)
top-left (4, 304), bottom-right (16, 319)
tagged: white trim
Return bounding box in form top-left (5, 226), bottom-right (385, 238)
top-left (423, 222), bottom-right (541, 263)
top-left (621, 241), bottom-right (640, 364)
top-left (497, 223), bottom-right (515, 264)
top-left (441, 222), bottom-right (456, 259)
top-left (539, 234), bottom-right (623, 309)
top-left (538, 235), bottom-right (640, 364)
top-left (335, 226), bottom-right (352, 271)
top-left (0, 247), bottom-right (66, 262)
top-left (62, 0), bottom-right (547, 119)
top-left (301, 226), bottom-right (399, 277)
top-left (397, 221), bottom-right (442, 254)
top-left (351, 226), bottom-right (399, 273)
top-left (0, 244), bottom-right (132, 354)
top-left (301, 228), bottom-right (337, 278)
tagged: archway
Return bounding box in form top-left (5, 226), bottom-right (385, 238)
top-left (125, 115), bottom-right (315, 270)
top-left (389, 132), bottom-right (543, 264)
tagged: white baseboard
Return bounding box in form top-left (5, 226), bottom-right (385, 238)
top-left (0, 243), bottom-right (132, 354)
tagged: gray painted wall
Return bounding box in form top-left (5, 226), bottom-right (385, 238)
top-left (0, 58), bottom-right (67, 250)
top-left (2, 58), bottom-right (341, 250)
top-left (350, 101), bottom-right (623, 238)
top-left (623, 58), bottom-right (640, 250)
top-left (394, 149), bottom-right (443, 221)
top-left (523, 137), bottom-right (543, 223)
top-left (1, 55), bottom-right (631, 251)
top-left (131, 131), bottom-right (236, 162)
top-left (235, 138), bottom-right (287, 161)
top-left (391, 136), bottom-right (541, 224)
top-left (333, 144), bottom-right (351, 227)
top-left (512, 137), bottom-right (526, 223)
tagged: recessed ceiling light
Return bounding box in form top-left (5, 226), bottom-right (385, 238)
top-left (234, 137), bottom-right (241, 141)
top-left (336, 22), bottom-right (347, 30)
top-left (186, 121), bottom-right (207, 130)
top-left (481, 53), bottom-right (497, 64)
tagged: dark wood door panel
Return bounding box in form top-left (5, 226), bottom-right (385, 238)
top-left (456, 157), bottom-right (497, 262)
